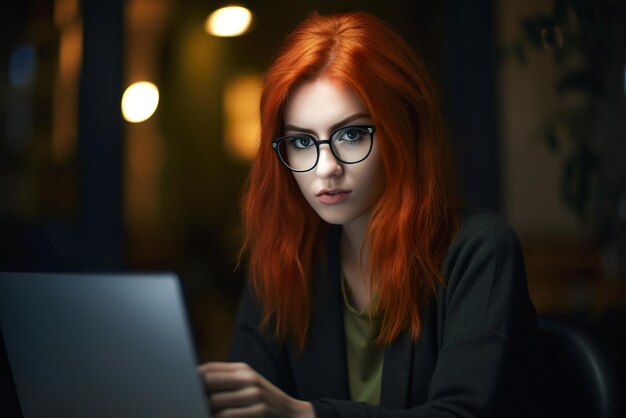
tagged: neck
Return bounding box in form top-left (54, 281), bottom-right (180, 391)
top-left (340, 210), bottom-right (373, 311)
top-left (341, 210), bottom-right (371, 275)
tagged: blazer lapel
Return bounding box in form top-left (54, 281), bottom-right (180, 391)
top-left (288, 225), bottom-right (350, 401)
top-left (379, 332), bottom-right (414, 408)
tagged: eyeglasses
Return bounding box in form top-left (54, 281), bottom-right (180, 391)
top-left (271, 125), bottom-right (376, 172)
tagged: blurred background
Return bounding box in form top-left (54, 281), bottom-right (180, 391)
top-left (0, 0), bottom-right (625, 362)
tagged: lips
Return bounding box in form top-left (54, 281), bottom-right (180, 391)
top-left (316, 188), bottom-right (351, 205)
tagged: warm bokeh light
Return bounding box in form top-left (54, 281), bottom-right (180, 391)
top-left (52, 0), bottom-right (82, 163)
top-left (224, 74), bottom-right (262, 160)
top-left (121, 81), bottom-right (159, 123)
top-left (205, 6), bottom-right (252, 37)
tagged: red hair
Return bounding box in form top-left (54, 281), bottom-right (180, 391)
top-left (241, 12), bottom-right (460, 348)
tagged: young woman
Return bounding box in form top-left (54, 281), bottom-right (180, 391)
top-left (200, 11), bottom-right (536, 418)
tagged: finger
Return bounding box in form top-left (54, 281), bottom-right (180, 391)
top-left (198, 362), bottom-right (250, 374)
top-left (202, 369), bottom-right (258, 392)
top-left (209, 386), bottom-right (261, 411)
top-left (198, 362), bottom-right (254, 389)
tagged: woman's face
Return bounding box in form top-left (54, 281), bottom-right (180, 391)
top-left (283, 78), bottom-right (385, 227)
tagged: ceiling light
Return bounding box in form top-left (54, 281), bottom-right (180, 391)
top-left (205, 6), bottom-right (253, 37)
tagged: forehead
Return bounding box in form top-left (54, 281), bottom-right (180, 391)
top-left (283, 78), bottom-right (369, 130)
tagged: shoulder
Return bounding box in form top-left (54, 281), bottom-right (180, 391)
top-left (456, 208), bottom-right (517, 242)
top-left (442, 208), bottom-right (525, 286)
top-left (448, 208), bottom-right (521, 255)
top-left (437, 208), bottom-right (534, 339)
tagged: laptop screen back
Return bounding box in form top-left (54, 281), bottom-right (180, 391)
top-left (0, 273), bottom-right (211, 418)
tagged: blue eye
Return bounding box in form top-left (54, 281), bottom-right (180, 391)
top-left (336, 127), bottom-right (366, 144)
top-left (288, 136), bottom-right (314, 150)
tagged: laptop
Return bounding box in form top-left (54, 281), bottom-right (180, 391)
top-left (0, 272), bottom-right (211, 418)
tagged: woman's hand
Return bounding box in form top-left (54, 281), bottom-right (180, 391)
top-left (199, 362), bottom-right (315, 418)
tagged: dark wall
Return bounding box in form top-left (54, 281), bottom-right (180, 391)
top-left (443, 0), bottom-right (500, 212)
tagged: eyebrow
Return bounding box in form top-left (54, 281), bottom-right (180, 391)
top-left (283, 113), bottom-right (371, 136)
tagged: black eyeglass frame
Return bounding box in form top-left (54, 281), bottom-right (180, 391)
top-left (271, 125), bottom-right (376, 173)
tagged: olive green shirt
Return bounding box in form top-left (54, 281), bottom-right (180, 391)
top-left (340, 277), bottom-right (384, 406)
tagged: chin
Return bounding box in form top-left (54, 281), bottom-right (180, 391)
top-left (313, 206), bottom-right (362, 226)
top-left (319, 217), bottom-right (346, 226)
top-left (311, 208), bottom-right (343, 225)
top-left (314, 213), bottom-right (343, 225)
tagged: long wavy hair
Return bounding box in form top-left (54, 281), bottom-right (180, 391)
top-left (240, 11), bottom-right (460, 349)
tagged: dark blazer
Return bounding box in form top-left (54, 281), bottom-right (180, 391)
top-left (229, 209), bottom-right (537, 418)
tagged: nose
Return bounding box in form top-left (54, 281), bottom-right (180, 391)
top-left (315, 144), bottom-right (342, 178)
